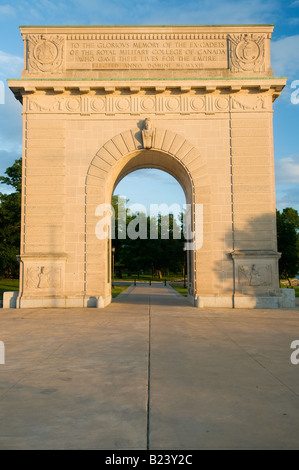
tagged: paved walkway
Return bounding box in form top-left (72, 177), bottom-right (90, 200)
top-left (0, 284), bottom-right (299, 450)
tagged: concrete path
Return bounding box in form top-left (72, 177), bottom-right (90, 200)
top-left (0, 283), bottom-right (299, 449)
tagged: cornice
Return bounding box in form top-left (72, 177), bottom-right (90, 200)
top-left (8, 78), bottom-right (286, 103)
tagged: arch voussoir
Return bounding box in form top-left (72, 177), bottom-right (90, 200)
top-left (121, 129), bottom-right (138, 153)
top-left (96, 147), bottom-right (117, 166)
top-left (152, 128), bottom-right (166, 150)
top-left (169, 134), bottom-right (186, 156)
top-left (161, 130), bottom-right (177, 153)
top-left (182, 148), bottom-right (201, 166)
top-left (176, 141), bottom-right (194, 160)
top-left (86, 174), bottom-right (105, 187)
top-left (103, 140), bottom-right (123, 160)
top-left (112, 134), bottom-right (130, 157)
top-left (86, 128), bottom-right (208, 193)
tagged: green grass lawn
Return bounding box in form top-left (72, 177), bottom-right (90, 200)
top-left (0, 279), bottom-right (19, 300)
top-left (111, 284), bottom-right (131, 298)
top-left (169, 283), bottom-right (188, 297)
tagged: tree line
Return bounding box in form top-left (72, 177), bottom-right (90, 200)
top-left (0, 158), bottom-right (298, 284)
top-left (111, 195), bottom-right (185, 278)
top-left (0, 158), bottom-right (21, 278)
top-left (276, 207), bottom-right (299, 285)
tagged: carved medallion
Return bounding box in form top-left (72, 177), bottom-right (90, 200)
top-left (190, 97), bottom-right (204, 111)
top-left (34, 40), bottom-right (58, 64)
top-left (65, 98), bottom-right (80, 112)
top-left (115, 98), bottom-right (130, 112)
top-left (229, 34), bottom-right (265, 72)
top-left (237, 39), bottom-right (259, 63)
top-left (165, 97), bottom-right (180, 112)
top-left (140, 97), bottom-right (155, 112)
top-left (215, 97), bottom-right (229, 112)
top-left (27, 35), bottom-right (64, 73)
top-left (90, 98), bottom-right (105, 112)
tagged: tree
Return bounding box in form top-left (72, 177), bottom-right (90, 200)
top-left (0, 158), bottom-right (22, 193)
top-left (280, 207), bottom-right (299, 230)
top-left (112, 195), bottom-right (185, 277)
top-left (0, 158), bottom-right (22, 278)
top-left (276, 208), bottom-right (299, 286)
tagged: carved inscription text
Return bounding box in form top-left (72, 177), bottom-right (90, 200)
top-left (66, 39), bottom-right (227, 70)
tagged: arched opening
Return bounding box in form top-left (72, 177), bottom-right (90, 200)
top-left (114, 168), bottom-right (186, 211)
top-left (85, 128), bottom-right (209, 308)
top-left (111, 149), bottom-right (194, 205)
top-left (112, 167), bottom-right (187, 288)
top-left (109, 149), bottom-right (195, 301)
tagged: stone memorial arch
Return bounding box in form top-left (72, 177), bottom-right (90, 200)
top-left (8, 25), bottom-right (291, 309)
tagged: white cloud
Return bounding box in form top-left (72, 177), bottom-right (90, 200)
top-left (276, 184), bottom-right (299, 211)
top-left (0, 51), bottom-right (23, 78)
top-left (271, 35), bottom-right (299, 77)
top-left (0, 5), bottom-right (16, 16)
top-left (275, 155), bottom-right (299, 184)
top-left (16, 0), bottom-right (69, 22)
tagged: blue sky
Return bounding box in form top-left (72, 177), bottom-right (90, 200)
top-left (0, 0), bottom-right (299, 213)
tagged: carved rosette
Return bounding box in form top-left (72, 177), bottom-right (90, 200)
top-left (228, 34), bottom-right (265, 72)
top-left (26, 35), bottom-right (65, 73)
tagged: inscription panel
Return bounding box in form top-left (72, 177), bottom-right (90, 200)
top-left (21, 26), bottom-right (273, 77)
top-left (66, 39), bottom-right (227, 70)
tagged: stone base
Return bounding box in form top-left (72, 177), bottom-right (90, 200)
top-left (279, 288), bottom-right (296, 308)
top-left (83, 295), bottom-right (112, 308)
top-left (192, 295), bottom-right (234, 308)
top-left (3, 291), bottom-right (19, 308)
top-left (4, 293), bottom-right (112, 309)
top-left (2, 290), bottom-right (295, 309)
top-left (193, 288), bottom-right (296, 309)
